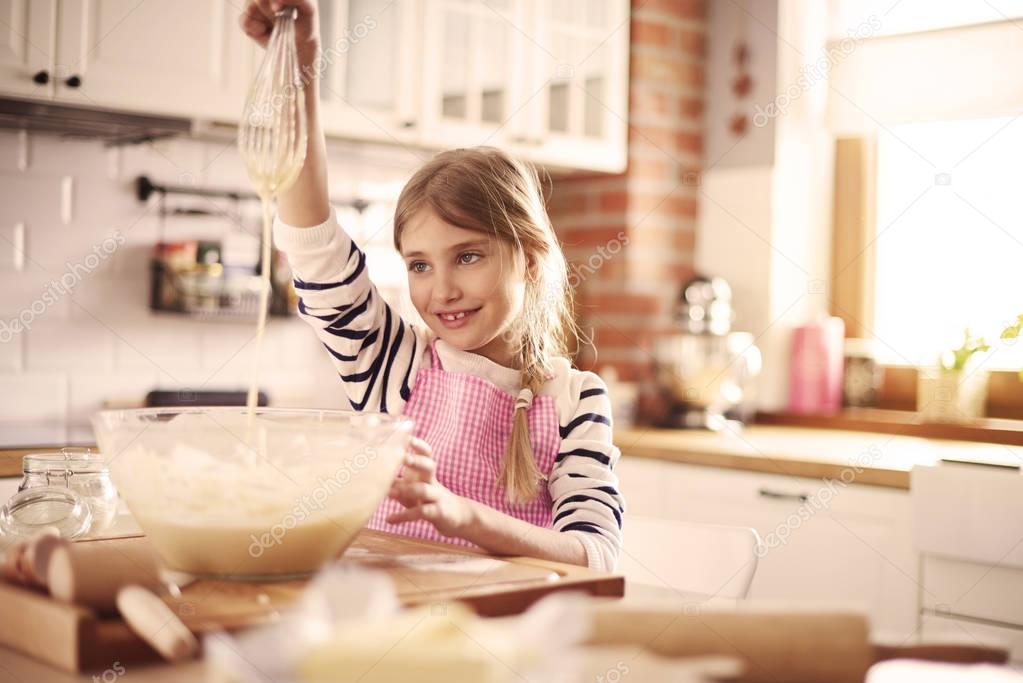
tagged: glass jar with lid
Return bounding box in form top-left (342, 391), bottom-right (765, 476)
top-left (0, 448), bottom-right (119, 538)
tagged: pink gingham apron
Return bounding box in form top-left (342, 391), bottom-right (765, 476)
top-left (366, 339), bottom-right (560, 547)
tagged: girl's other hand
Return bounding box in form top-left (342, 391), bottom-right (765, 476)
top-left (239, 0), bottom-right (320, 71)
top-left (386, 437), bottom-right (475, 537)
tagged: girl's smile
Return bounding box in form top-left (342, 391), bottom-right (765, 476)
top-left (435, 307), bottom-right (482, 328)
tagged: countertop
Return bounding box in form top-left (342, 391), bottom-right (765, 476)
top-left (614, 425), bottom-right (1023, 490)
top-left (4, 424), bottom-right (1021, 489)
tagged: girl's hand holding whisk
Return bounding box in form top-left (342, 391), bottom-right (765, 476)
top-left (239, 0), bottom-right (320, 71)
top-left (238, 0), bottom-right (330, 228)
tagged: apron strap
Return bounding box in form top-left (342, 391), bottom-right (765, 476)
top-left (429, 337), bottom-right (444, 370)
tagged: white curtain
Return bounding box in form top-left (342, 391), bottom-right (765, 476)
top-left (826, 20), bottom-right (1023, 133)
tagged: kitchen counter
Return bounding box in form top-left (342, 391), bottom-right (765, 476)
top-left (615, 425), bottom-right (1023, 489)
top-left (4, 424), bottom-right (1021, 488)
top-left (1, 443), bottom-right (98, 477)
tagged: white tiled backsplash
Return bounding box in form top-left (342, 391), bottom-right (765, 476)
top-left (0, 130), bottom-right (420, 446)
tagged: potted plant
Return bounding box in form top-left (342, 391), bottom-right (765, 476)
top-left (917, 328), bottom-right (990, 422)
top-left (916, 315), bottom-right (1023, 422)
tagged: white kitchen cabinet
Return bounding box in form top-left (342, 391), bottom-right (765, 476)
top-left (0, 0), bottom-right (57, 100)
top-left (0, 0), bottom-right (630, 174)
top-left (418, 0), bottom-right (530, 148)
top-left (912, 464), bottom-right (1023, 662)
top-left (519, 0), bottom-right (630, 172)
top-left (0, 0), bottom-right (256, 121)
top-left (419, 0), bottom-right (629, 172)
top-left (316, 0), bottom-right (421, 145)
top-left (616, 457), bottom-right (919, 642)
top-left (54, 0), bottom-right (255, 120)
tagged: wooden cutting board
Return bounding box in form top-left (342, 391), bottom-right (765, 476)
top-left (0, 529), bottom-right (624, 672)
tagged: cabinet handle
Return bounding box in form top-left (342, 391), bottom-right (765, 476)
top-left (32, 70), bottom-right (49, 85)
top-left (758, 488), bottom-right (809, 503)
top-left (65, 75), bottom-right (83, 89)
top-left (399, 120), bottom-right (415, 129)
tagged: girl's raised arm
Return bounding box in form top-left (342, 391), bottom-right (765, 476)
top-left (241, 0), bottom-right (430, 413)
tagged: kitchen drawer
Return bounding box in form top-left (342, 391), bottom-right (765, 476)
top-left (643, 458), bottom-right (910, 523)
top-left (912, 464), bottom-right (1023, 569)
top-left (922, 556), bottom-right (1023, 628)
top-left (921, 613), bottom-right (1023, 663)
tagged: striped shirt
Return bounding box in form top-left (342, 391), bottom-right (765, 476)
top-left (274, 210), bottom-right (625, 572)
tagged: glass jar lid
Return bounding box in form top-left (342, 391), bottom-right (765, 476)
top-left (22, 447), bottom-right (108, 479)
top-left (0, 486), bottom-right (94, 539)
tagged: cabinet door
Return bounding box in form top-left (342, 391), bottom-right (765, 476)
top-left (0, 0), bottom-right (54, 99)
top-left (52, 0), bottom-right (254, 120)
top-left (523, 0), bottom-right (629, 172)
top-left (419, 0), bottom-right (532, 149)
top-left (618, 458), bottom-right (918, 642)
top-left (316, 0), bottom-right (421, 145)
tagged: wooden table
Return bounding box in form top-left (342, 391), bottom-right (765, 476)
top-left (0, 528), bottom-right (624, 674)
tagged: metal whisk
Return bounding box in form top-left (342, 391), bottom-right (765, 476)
top-left (238, 8), bottom-right (308, 199)
top-left (238, 7), bottom-right (308, 416)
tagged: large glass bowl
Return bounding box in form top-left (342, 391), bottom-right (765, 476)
top-left (91, 407), bottom-right (413, 579)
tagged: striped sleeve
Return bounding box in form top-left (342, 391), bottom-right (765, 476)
top-left (548, 372), bottom-right (625, 573)
top-left (273, 209), bottom-right (430, 415)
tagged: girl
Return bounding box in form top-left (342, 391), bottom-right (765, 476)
top-left (241, 0), bottom-right (624, 571)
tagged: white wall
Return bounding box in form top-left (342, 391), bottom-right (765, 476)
top-left (697, 0), bottom-right (836, 411)
top-left (0, 130), bottom-right (418, 445)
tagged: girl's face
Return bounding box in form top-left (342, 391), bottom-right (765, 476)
top-left (400, 208), bottom-right (528, 368)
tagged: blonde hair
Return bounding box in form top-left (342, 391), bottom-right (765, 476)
top-left (393, 146), bottom-right (576, 504)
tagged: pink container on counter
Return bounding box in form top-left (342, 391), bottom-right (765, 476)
top-left (788, 316), bottom-right (845, 414)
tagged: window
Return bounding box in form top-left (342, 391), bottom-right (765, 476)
top-left (872, 116), bottom-right (1023, 370)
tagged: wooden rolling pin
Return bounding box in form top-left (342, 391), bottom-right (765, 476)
top-left (116, 584), bottom-right (198, 662)
top-left (586, 605), bottom-right (874, 683)
top-left (46, 538), bottom-right (199, 661)
top-left (47, 538), bottom-right (164, 611)
top-left (2, 528), bottom-right (64, 587)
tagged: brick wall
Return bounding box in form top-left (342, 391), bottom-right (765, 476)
top-left (550, 0), bottom-right (706, 382)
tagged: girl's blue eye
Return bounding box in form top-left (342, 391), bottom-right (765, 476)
top-left (408, 261), bottom-right (429, 273)
top-left (458, 252), bottom-right (481, 265)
